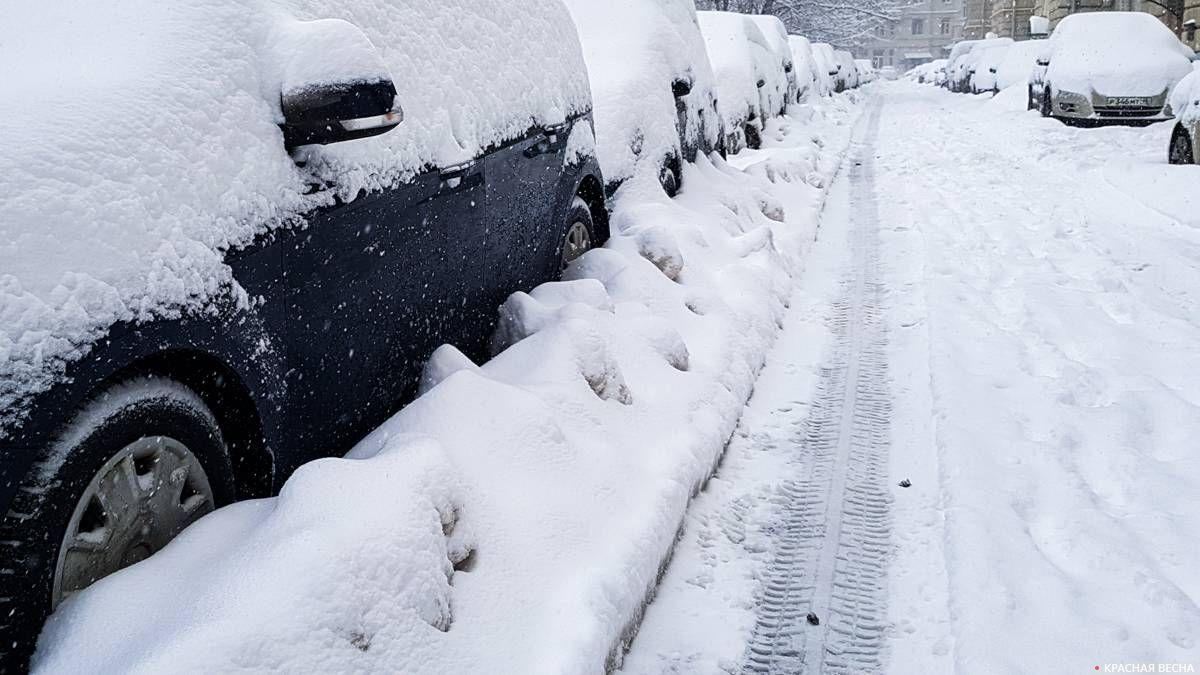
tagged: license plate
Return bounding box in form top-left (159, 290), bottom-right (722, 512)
top-left (1109, 97), bottom-right (1152, 107)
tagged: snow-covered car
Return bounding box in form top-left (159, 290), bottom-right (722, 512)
top-left (996, 39), bottom-right (1046, 92)
top-left (968, 39), bottom-right (1013, 93)
top-left (880, 65), bottom-right (899, 81)
top-left (565, 0), bottom-right (722, 195)
top-left (1030, 12), bottom-right (1193, 124)
top-left (748, 14), bottom-right (799, 108)
top-left (945, 40), bottom-right (981, 92)
top-left (698, 11), bottom-right (786, 151)
top-left (834, 50), bottom-right (860, 91)
top-left (0, 0), bottom-right (607, 663)
top-left (955, 38), bottom-right (1011, 93)
top-left (1168, 69), bottom-right (1200, 162)
top-left (788, 34), bottom-right (822, 100)
top-left (810, 42), bottom-right (841, 94)
top-left (855, 59), bottom-right (878, 84)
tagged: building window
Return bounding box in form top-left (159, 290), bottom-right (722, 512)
top-left (912, 18), bottom-right (925, 34)
top-left (940, 17), bottom-right (951, 34)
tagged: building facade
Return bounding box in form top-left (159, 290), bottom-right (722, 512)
top-left (855, 0), bottom-right (967, 69)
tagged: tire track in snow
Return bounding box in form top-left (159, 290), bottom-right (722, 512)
top-left (743, 101), bottom-right (891, 675)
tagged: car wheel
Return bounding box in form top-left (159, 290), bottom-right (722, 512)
top-left (658, 157), bottom-right (682, 197)
top-left (744, 122), bottom-right (762, 150)
top-left (1169, 124), bottom-right (1195, 165)
top-left (0, 378), bottom-right (234, 668)
top-left (558, 196), bottom-right (595, 274)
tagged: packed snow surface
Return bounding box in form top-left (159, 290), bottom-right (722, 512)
top-left (1042, 12), bottom-right (1193, 97)
top-left (35, 91), bottom-right (865, 672)
top-left (564, 0), bottom-right (719, 184)
top-left (0, 0), bottom-right (591, 436)
top-left (624, 81), bottom-right (1200, 673)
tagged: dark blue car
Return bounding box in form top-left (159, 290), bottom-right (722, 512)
top-left (0, 3), bottom-right (606, 663)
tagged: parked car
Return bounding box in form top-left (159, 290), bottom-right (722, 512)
top-left (1030, 12), bottom-right (1193, 124)
top-left (945, 39), bottom-right (981, 92)
top-left (0, 0), bottom-right (607, 663)
top-left (748, 15), bottom-right (798, 108)
top-left (810, 42), bottom-right (842, 94)
top-left (788, 34), bottom-right (823, 100)
top-left (834, 50), bottom-right (860, 91)
top-left (1168, 69), bottom-right (1200, 163)
top-left (698, 11), bottom-right (786, 151)
top-left (968, 39), bottom-right (1014, 94)
top-left (880, 65), bottom-right (899, 81)
top-left (953, 38), bottom-right (1011, 93)
top-left (565, 0), bottom-right (722, 195)
top-left (996, 39), bottom-right (1046, 92)
top-left (855, 59), bottom-right (879, 84)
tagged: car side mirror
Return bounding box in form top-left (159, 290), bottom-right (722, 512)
top-left (1036, 58), bottom-right (1050, 67)
top-left (672, 77), bottom-right (693, 98)
top-left (756, 79), bottom-right (766, 88)
top-left (281, 80), bottom-right (403, 148)
top-left (275, 19), bottom-right (404, 149)
top-left (784, 63), bottom-right (794, 73)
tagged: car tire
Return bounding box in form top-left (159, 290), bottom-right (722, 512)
top-left (557, 197), bottom-right (596, 275)
top-left (744, 122), bottom-right (762, 150)
top-left (658, 156), bottom-right (682, 197)
top-left (0, 378), bottom-right (234, 670)
top-left (1169, 124), bottom-right (1195, 165)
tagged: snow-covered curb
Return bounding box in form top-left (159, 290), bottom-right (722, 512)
top-left (34, 92), bottom-right (867, 674)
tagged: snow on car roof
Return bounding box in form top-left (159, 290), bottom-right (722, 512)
top-left (1046, 11), bottom-right (1193, 97)
top-left (564, 0), bottom-right (718, 185)
top-left (0, 0), bottom-right (591, 436)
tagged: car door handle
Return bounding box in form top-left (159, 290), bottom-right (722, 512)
top-left (438, 163), bottom-right (481, 191)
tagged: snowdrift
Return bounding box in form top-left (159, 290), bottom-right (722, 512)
top-left (34, 95), bottom-right (866, 672)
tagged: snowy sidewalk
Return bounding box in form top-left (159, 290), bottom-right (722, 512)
top-left (622, 82), bottom-right (1200, 674)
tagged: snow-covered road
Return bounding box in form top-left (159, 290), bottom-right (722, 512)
top-left (623, 82), bottom-right (1200, 673)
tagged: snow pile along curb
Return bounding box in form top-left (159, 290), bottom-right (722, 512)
top-left (34, 93), bottom-right (866, 674)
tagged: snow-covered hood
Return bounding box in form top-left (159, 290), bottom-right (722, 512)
top-left (0, 0), bottom-right (592, 436)
top-left (1046, 12), bottom-right (1193, 98)
top-left (565, 0), bottom-right (719, 184)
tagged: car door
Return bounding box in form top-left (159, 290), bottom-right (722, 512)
top-left (482, 125), bottom-right (568, 314)
top-left (281, 162), bottom-right (488, 458)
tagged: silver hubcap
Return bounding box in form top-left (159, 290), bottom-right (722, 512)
top-left (53, 436), bottom-right (214, 608)
top-left (562, 221), bottom-right (592, 269)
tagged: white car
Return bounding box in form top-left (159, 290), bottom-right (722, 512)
top-left (748, 15), bottom-right (799, 108)
top-left (698, 11), bottom-right (788, 151)
top-left (811, 42), bottom-right (841, 94)
top-left (565, 0), bottom-right (722, 193)
top-left (834, 50), bottom-right (859, 90)
top-left (855, 59), bottom-right (879, 84)
top-left (788, 35), bottom-right (823, 100)
top-left (995, 39), bottom-right (1046, 92)
top-left (968, 39), bottom-right (1013, 93)
top-left (1030, 12), bottom-right (1193, 124)
top-left (945, 40), bottom-right (981, 92)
